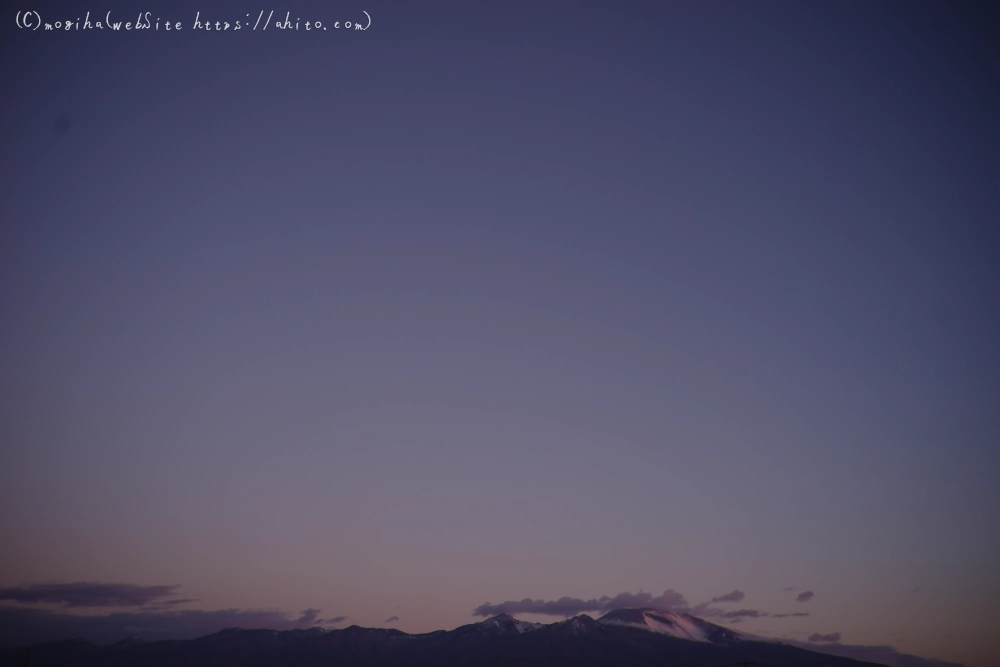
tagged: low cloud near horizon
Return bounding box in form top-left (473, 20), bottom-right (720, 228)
top-left (0, 605), bottom-right (335, 646)
top-left (474, 589), bottom-right (774, 624)
top-left (0, 590), bottom-right (970, 667)
top-left (472, 589), bottom-right (690, 618)
top-left (0, 582), bottom-right (180, 608)
top-left (715, 609), bottom-right (767, 620)
top-left (710, 590), bottom-right (745, 603)
top-left (295, 609), bottom-right (322, 626)
top-left (797, 591), bottom-right (816, 602)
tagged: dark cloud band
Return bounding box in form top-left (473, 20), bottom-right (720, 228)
top-left (710, 590), bottom-right (745, 603)
top-left (0, 605), bottom-right (331, 646)
top-left (0, 582), bottom-right (180, 608)
top-left (472, 589), bottom-right (689, 618)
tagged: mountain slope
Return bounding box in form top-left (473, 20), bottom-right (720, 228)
top-left (597, 607), bottom-right (762, 644)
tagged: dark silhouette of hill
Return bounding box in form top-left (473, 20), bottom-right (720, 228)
top-left (0, 610), bottom-right (891, 667)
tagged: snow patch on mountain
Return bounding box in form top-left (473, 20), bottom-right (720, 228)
top-left (597, 608), bottom-right (762, 644)
top-left (482, 614), bottom-right (542, 634)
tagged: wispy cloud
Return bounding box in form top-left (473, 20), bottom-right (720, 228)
top-left (323, 616), bottom-right (347, 625)
top-left (0, 582), bottom-right (180, 608)
top-left (809, 632), bottom-right (842, 643)
top-left (384, 616), bottom-right (399, 623)
top-left (797, 591), bottom-right (815, 602)
top-left (295, 609), bottom-right (321, 626)
top-left (772, 612), bottom-right (810, 618)
top-left (472, 589), bottom-right (689, 618)
top-left (0, 605), bottom-right (334, 646)
top-left (710, 590), bottom-right (745, 603)
top-left (719, 609), bottom-right (767, 619)
top-left (690, 590), bottom-right (756, 620)
top-left (694, 607), bottom-right (769, 623)
top-left (474, 588), bottom-right (802, 626)
top-left (474, 588), bottom-right (760, 621)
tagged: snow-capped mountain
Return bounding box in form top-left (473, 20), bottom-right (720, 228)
top-left (0, 609), bottom-right (882, 667)
top-left (475, 613), bottom-right (543, 635)
top-left (596, 608), bottom-right (764, 644)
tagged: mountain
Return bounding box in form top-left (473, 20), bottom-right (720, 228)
top-left (597, 607), bottom-right (762, 644)
top-left (0, 609), bottom-right (889, 667)
top-left (444, 612), bottom-right (543, 640)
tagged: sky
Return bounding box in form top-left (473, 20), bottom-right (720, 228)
top-left (1, 1), bottom-right (998, 666)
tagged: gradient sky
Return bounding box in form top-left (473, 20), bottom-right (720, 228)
top-left (2, 1), bottom-right (998, 666)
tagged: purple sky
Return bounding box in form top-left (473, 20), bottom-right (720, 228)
top-left (1, 2), bottom-right (998, 666)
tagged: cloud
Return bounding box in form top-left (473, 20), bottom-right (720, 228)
top-left (161, 599), bottom-right (198, 606)
top-left (689, 591), bottom-right (752, 619)
top-left (771, 612), bottom-right (810, 618)
top-left (323, 616), bottom-right (347, 625)
top-left (0, 605), bottom-right (332, 646)
top-left (295, 609), bottom-right (321, 626)
top-left (0, 582), bottom-right (180, 608)
top-left (472, 589), bottom-right (689, 618)
top-left (646, 589), bottom-right (689, 610)
top-left (710, 590), bottom-right (745, 603)
top-left (796, 591), bottom-right (815, 602)
top-left (809, 632), bottom-right (842, 643)
top-left (474, 588), bottom-right (772, 626)
top-left (720, 609), bottom-right (767, 619)
top-left (788, 641), bottom-right (964, 667)
top-left (694, 606), bottom-right (769, 623)
top-left (384, 616), bottom-right (399, 623)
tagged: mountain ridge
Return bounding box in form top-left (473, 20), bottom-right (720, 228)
top-left (0, 608), bottom-right (890, 667)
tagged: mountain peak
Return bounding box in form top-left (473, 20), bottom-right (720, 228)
top-left (596, 608), bottom-right (754, 645)
top-left (553, 614), bottom-right (601, 635)
top-left (473, 613), bottom-right (542, 635)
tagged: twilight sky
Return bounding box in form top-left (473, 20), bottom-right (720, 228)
top-left (1, 1), bottom-right (998, 666)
